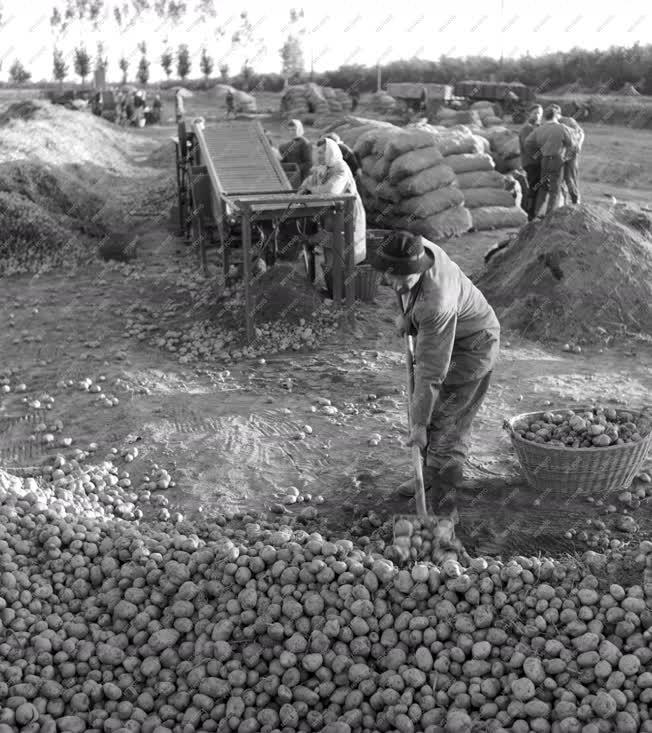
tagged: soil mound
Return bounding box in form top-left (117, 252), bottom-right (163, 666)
top-left (0, 101), bottom-right (167, 274)
top-left (0, 100), bottom-right (42, 126)
top-left (204, 263), bottom-right (323, 330)
top-left (252, 263), bottom-right (322, 324)
top-left (476, 204), bottom-right (652, 343)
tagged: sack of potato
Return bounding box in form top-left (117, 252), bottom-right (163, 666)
top-left (471, 205), bottom-right (528, 231)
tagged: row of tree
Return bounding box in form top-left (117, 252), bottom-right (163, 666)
top-left (5, 43), bottom-right (230, 86)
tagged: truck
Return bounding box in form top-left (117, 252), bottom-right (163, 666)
top-left (386, 82), bottom-right (454, 115)
top-left (453, 80), bottom-right (536, 122)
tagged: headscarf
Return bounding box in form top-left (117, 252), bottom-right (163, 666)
top-left (321, 137), bottom-right (344, 168)
top-left (289, 119), bottom-right (304, 138)
top-left (324, 132), bottom-right (342, 144)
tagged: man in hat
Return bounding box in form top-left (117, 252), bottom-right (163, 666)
top-left (371, 231), bottom-right (501, 524)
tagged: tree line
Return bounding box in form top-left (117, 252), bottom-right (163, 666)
top-left (4, 1), bottom-right (652, 98)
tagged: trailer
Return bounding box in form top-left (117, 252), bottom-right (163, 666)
top-left (453, 80), bottom-right (536, 122)
top-left (386, 82), bottom-right (454, 116)
top-left (386, 82), bottom-right (454, 102)
top-left (173, 118), bottom-right (358, 342)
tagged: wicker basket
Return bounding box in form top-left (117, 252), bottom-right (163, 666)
top-left (355, 264), bottom-right (380, 302)
top-left (504, 407), bottom-right (652, 496)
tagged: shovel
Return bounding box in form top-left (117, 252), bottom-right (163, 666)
top-left (392, 297), bottom-right (460, 564)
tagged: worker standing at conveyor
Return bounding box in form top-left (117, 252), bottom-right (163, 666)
top-left (279, 120), bottom-right (313, 182)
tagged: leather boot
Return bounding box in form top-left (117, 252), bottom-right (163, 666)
top-left (397, 468), bottom-right (432, 498)
top-left (430, 463), bottom-right (463, 525)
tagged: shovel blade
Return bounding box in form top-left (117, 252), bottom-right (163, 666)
top-left (392, 513), bottom-right (467, 564)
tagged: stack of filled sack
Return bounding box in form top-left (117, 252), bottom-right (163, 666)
top-left (433, 107), bottom-right (483, 128)
top-left (232, 89), bottom-right (257, 113)
top-left (321, 86), bottom-right (351, 115)
top-left (354, 125), bottom-right (475, 239)
top-left (351, 122), bottom-right (528, 236)
top-left (469, 100), bottom-right (504, 127)
top-left (475, 125), bottom-right (522, 174)
top-left (370, 91), bottom-right (398, 115)
top-left (280, 84), bottom-right (354, 124)
top-left (281, 85), bottom-right (310, 119)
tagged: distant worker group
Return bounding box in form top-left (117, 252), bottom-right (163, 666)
top-left (519, 103), bottom-right (585, 219)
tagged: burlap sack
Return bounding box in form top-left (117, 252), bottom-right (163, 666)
top-left (445, 153), bottom-right (495, 174)
top-left (354, 127), bottom-right (398, 159)
top-left (473, 135), bottom-right (491, 155)
top-left (383, 129), bottom-right (438, 162)
top-left (361, 155), bottom-right (380, 178)
top-left (483, 115), bottom-right (504, 127)
top-left (398, 186), bottom-right (465, 218)
top-left (338, 124), bottom-right (379, 149)
top-left (462, 187), bottom-right (516, 209)
top-left (456, 170), bottom-right (506, 189)
top-left (434, 134), bottom-right (484, 157)
top-left (371, 156), bottom-right (390, 181)
top-left (359, 173), bottom-right (401, 204)
top-left (372, 128), bottom-right (404, 157)
top-left (391, 205), bottom-right (473, 239)
top-left (397, 164), bottom-right (457, 197)
top-left (435, 109), bottom-right (481, 127)
top-left (471, 205), bottom-right (528, 231)
top-left (388, 146), bottom-right (444, 183)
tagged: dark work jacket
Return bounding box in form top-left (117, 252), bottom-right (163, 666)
top-left (280, 136), bottom-right (313, 181)
top-left (403, 240), bottom-right (500, 426)
top-left (339, 143), bottom-right (361, 177)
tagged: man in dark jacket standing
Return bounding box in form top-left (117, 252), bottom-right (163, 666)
top-left (225, 89), bottom-right (235, 119)
top-left (518, 104), bottom-right (543, 220)
top-left (371, 231), bottom-right (500, 524)
top-left (524, 104), bottom-right (575, 216)
top-left (323, 132), bottom-right (361, 179)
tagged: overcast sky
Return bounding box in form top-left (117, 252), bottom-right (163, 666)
top-left (1, 0), bottom-right (650, 82)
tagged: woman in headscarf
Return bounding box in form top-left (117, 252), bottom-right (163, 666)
top-left (279, 119), bottom-right (313, 182)
top-left (298, 137), bottom-right (366, 292)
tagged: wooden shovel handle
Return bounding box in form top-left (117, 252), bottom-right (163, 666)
top-left (397, 291), bottom-right (428, 519)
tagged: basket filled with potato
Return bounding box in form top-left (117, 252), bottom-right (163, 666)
top-left (504, 404), bottom-right (652, 496)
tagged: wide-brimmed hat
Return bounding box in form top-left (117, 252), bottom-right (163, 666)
top-left (370, 230), bottom-right (434, 275)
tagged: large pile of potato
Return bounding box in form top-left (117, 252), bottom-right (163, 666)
top-left (513, 407), bottom-right (648, 449)
top-left (1, 455), bottom-right (652, 733)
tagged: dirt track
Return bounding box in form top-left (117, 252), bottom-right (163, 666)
top-left (1, 109), bottom-right (652, 560)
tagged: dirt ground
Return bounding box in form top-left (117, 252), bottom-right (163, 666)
top-left (1, 98), bottom-right (651, 560)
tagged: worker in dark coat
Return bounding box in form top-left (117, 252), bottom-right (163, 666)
top-left (152, 92), bottom-right (162, 124)
top-left (279, 119), bottom-right (313, 182)
top-left (419, 87), bottom-right (427, 114)
top-left (225, 89), bottom-right (235, 119)
top-left (350, 87), bottom-right (360, 112)
top-left (524, 104), bottom-right (575, 216)
top-left (323, 132), bottom-right (361, 179)
top-left (518, 104), bottom-right (543, 220)
top-left (371, 231), bottom-right (500, 524)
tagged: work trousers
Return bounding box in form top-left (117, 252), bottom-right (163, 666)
top-left (523, 162), bottom-right (541, 220)
top-left (564, 155), bottom-right (581, 204)
top-left (537, 155), bottom-right (565, 215)
top-left (423, 329), bottom-right (499, 472)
